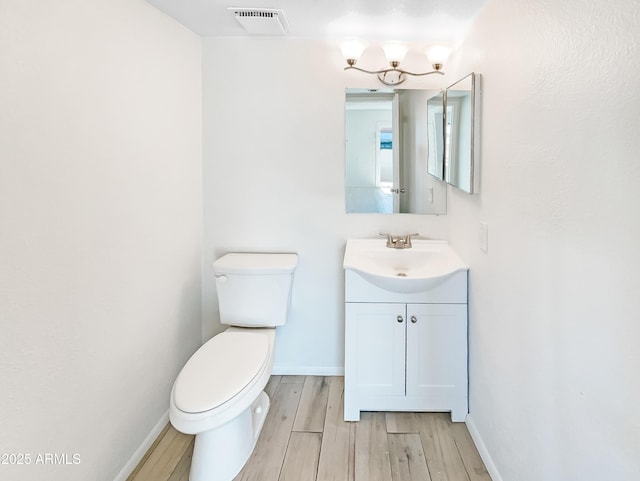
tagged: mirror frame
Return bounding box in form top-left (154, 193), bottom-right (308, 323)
top-left (427, 90), bottom-right (446, 182)
top-left (444, 72), bottom-right (481, 194)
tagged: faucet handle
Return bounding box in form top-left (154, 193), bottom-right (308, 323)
top-left (379, 232), bottom-right (395, 248)
top-left (404, 233), bottom-right (419, 247)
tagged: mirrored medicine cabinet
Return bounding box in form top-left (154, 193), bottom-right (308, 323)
top-left (428, 72), bottom-right (481, 194)
top-left (345, 88), bottom-right (447, 215)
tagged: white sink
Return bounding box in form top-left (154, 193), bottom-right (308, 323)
top-left (343, 238), bottom-right (468, 293)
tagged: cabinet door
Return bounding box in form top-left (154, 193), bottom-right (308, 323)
top-left (345, 303), bottom-right (406, 397)
top-left (406, 304), bottom-right (467, 402)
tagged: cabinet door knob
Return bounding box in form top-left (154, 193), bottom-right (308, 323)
top-left (397, 315), bottom-right (404, 323)
top-left (410, 316), bottom-right (417, 323)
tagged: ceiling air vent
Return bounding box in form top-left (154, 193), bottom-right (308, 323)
top-left (228, 7), bottom-right (290, 35)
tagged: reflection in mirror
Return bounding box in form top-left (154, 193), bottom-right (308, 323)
top-left (445, 73), bottom-right (480, 194)
top-left (427, 91), bottom-right (445, 181)
top-left (345, 89), bottom-right (447, 214)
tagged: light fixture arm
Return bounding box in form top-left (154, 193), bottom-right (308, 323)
top-left (344, 59), bottom-right (444, 86)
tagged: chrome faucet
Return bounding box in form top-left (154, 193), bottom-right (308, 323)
top-left (379, 233), bottom-right (419, 249)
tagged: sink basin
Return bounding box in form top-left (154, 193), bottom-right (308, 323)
top-left (343, 238), bottom-right (468, 293)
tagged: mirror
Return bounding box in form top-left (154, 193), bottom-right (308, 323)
top-left (345, 89), bottom-right (447, 214)
top-left (427, 91), bottom-right (445, 181)
top-left (444, 73), bottom-right (480, 194)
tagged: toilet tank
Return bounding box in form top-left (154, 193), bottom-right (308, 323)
top-left (213, 253), bottom-right (298, 327)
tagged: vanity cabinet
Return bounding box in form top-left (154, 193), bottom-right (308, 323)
top-left (344, 269), bottom-right (468, 422)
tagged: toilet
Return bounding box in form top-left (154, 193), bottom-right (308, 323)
top-left (169, 252), bottom-right (298, 481)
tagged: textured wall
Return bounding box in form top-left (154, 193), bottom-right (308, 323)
top-left (0, 1), bottom-right (202, 480)
top-left (448, 0), bottom-right (640, 479)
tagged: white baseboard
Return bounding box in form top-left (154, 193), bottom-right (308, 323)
top-left (113, 410), bottom-right (170, 481)
top-left (272, 365), bottom-right (344, 376)
top-left (465, 414), bottom-right (503, 481)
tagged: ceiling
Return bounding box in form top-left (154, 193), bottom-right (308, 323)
top-left (146, 0), bottom-right (487, 45)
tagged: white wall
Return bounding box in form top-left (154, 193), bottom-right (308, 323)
top-left (448, 0), bottom-right (640, 479)
top-left (202, 38), bottom-right (450, 373)
top-left (0, 1), bottom-right (202, 480)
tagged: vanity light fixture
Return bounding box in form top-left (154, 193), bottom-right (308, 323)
top-left (341, 40), bottom-right (451, 86)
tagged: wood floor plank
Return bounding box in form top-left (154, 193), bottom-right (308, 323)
top-left (234, 382), bottom-right (303, 481)
top-left (317, 377), bottom-right (353, 481)
top-left (280, 375), bottom-right (305, 383)
top-left (126, 423), bottom-right (172, 481)
top-left (348, 422), bottom-right (356, 481)
top-left (385, 412), bottom-right (419, 434)
top-left (167, 437), bottom-right (194, 481)
top-left (450, 422), bottom-right (492, 481)
top-left (293, 376), bottom-right (330, 432)
top-left (265, 375), bottom-right (282, 397)
top-left (388, 433), bottom-right (432, 481)
top-left (354, 412), bottom-right (393, 481)
top-left (176, 469), bottom-right (189, 481)
top-left (416, 413), bottom-right (470, 481)
top-left (279, 432), bottom-right (322, 481)
top-left (129, 426), bottom-right (193, 481)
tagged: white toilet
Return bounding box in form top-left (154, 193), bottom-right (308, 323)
top-left (169, 252), bottom-right (298, 481)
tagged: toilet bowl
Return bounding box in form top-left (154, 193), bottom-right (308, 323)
top-left (169, 252), bottom-right (297, 481)
top-left (170, 327), bottom-right (275, 481)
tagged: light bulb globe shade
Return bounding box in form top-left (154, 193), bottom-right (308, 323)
top-left (340, 39), bottom-right (368, 62)
top-left (427, 45), bottom-right (451, 66)
top-left (382, 42), bottom-right (409, 64)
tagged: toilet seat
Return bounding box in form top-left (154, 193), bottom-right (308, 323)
top-left (173, 331), bottom-right (269, 414)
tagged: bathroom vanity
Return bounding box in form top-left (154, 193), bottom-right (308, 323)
top-left (343, 238), bottom-right (469, 422)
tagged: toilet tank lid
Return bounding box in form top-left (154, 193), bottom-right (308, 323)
top-left (213, 253), bottom-right (298, 275)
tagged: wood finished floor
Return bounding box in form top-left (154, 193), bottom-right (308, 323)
top-left (127, 376), bottom-right (491, 481)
